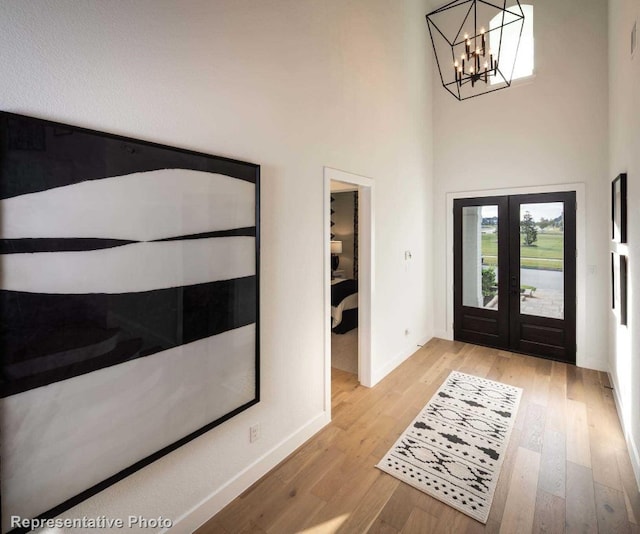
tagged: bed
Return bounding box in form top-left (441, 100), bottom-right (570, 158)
top-left (331, 278), bottom-right (358, 334)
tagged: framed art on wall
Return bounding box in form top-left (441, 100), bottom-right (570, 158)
top-left (611, 252), bottom-right (616, 309)
top-left (612, 252), bottom-right (628, 326)
top-left (612, 173), bottom-right (627, 243)
top-left (0, 112), bottom-right (260, 533)
top-left (619, 255), bottom-right (628, 326)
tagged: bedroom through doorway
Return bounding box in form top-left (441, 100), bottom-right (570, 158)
top-left (330, 181), bottom-right (359, 375)
top-left (324, 167), bottom-right (373, 400)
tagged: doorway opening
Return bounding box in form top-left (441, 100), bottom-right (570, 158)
top-left (454, 191), bottom-right (577, 363)
top-left (324, 167), bottom-right (373, 415)
top-left (329, 182), bottom-right (359, 375)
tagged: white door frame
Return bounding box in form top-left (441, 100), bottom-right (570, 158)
top-left (444, 182), bottom-right (586, 367)
top-left (324, 167), bottom-right (374, 414)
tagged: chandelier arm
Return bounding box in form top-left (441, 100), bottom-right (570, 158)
top-left (445, 79), bottom-right (469, 87)
top-left (446, 75), bottom-right (479, 89)
top-left (495, 65), bottom-right (508, 84)
top-left (452, 17), bottom-right (524, 46)
top-left (452, 1), bottom-right (475, 46)
top-left (427, 18), bottom-right (449, 89)
top-left (443, 82), bottom-right (462, 101)
top-left (459, 83), bottom-right (511, 100)
top-left (497, 17), bottom-right (526, 29)
top-left (495, 0), bottom-right (507, 64)
top-left (507, 15), bottom-right (526, 79)
top-left (477, 0), bottom-right (525, 19)
top-left (428, 0), bottom-right (473, 16)
top-left (443, 79), bottom-right (466, 99)
top-left (450, 33), bottom-right (458, 86)
top-left (473, 0), bottom-right (477, 61)
top-left (429, 15), bottom-right (455, 47)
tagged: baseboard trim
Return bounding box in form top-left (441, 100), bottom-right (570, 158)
top-left (435, 329), bottom-right (453, 341)
top-left (168, 411), bottom-right (331, 533)
top-left (370, 334), bottom-right (432, 387)
top-left (609, 372), bottom-right (640, 492)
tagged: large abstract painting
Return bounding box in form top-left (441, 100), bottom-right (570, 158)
top-left (0, 112), bottom-right (260, 533)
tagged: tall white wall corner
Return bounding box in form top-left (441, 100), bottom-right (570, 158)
top-left (609, 372), bottom-right (640, 492)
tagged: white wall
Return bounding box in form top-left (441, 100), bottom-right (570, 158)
top-left (431, 0), bottom-right (610, 371)
top-left (0, 0), bottom-right (434, 530)
top-left (608, 0), bottom-right (640, 489)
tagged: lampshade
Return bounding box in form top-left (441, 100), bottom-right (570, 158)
top-left (330, 240), bottom-right (343, 254)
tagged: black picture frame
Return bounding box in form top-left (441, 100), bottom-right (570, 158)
top-left (612, 252), bottom-right (628, 326)
top-left (620, 255), bottom-right (628, 326)
top-left (612, 173), bottom-right (627, 243)
top-left (0, 112), bottom-right (260, 533)
top-left (611, 252), bottom-right (616, 309)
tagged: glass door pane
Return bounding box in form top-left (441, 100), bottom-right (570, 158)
top-left (462, 205), bottom-right (499, 309)
top-left (518, 202), bottom-right (564, 319)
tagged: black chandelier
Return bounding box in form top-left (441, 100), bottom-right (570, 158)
top-left (426, 0), bottom-right (525, 101)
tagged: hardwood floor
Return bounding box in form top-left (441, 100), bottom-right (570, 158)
top-left (196, 338), bottom-right (640, 533)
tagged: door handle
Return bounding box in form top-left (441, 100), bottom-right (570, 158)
top-left (510, 276), bottom-right (519, 295)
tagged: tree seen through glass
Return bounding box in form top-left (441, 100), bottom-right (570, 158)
top-left (479, 203), bottom-right (565, 319)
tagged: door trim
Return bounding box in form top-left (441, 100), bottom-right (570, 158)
top-left (323, 167), bottom-right (374, 417)
top-left (444, 183), bottom-right (587, 366)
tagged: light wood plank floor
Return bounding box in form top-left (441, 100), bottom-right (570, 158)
top-left (197, 338), bottom-right (640, 533)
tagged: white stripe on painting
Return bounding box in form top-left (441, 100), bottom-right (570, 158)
top-left (1, 169), bottom-right (255, 241)
top-left (1, 237), bottom-right (255, 293)
top-left (0, 324), bottom-right (256, 527)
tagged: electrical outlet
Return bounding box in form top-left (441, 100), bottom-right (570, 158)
top-left (250, 423), bottom-right (261, 443)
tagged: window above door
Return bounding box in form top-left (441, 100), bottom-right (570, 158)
top-left (490, 4), bottom-right (534, 84)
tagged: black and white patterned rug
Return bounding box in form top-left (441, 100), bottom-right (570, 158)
top-left (376, 371), bottom-right (522, 523)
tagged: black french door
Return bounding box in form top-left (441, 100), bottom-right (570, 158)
top-left (453, 192), bottom-right (576, 364)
